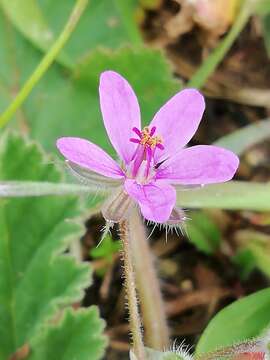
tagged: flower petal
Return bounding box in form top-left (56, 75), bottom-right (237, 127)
top-left (99, 71), bottom-right (141, 164)
top-left (56, 137), bottom-right (124, 179)
top-left (150, 89), bottom-right (205, 162)
top-left (124, 179), bottom-right (176, 223)
top-left (156, 145), bottom-right (239, 184)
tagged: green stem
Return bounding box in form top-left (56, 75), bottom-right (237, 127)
top-left (188, 0), bottom-right (250, 89)
top-left (119, 220), bottom-right (145, 359)
top-left (0, 0), bottom-right (89, 129)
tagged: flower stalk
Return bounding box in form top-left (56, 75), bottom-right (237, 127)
top-left (0, 0), bottom-right (89, 128)
top-left (129, 208), bottom-right (170, 350)
top-left (119, 220), bottom-right (145, 359)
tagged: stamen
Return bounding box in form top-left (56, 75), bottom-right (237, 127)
top-left (130, 126), bottom-right (164, 151)
top-left (156, 143), bottom-right (164, 150)
top-left (129, 138), bottom-right (140, 144)
top-left (149, 126), bottom-right (156, 136)
top-left (132, 127), bottom-right (142, 137)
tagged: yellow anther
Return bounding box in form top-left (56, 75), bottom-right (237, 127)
top-left (139, 127), bottom-right (163, 149)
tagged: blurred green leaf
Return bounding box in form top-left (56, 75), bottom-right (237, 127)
top-left (90, 234), bottom-right (121, 262)
top-left (0, 0), bottom-right (142, 67)
top-left (0, 132), bottom-right (106, 359)
top-left (29, 308), bottom-right (106, 360)
top-left (233, 249), bottom-right (257, 279)
top-left (186, 211), bottom-right (221, 254)
top-left (0, 0), bottom-right (66, 61)
top-left (196, 288), bottom-right (270, 355)
top-left (233, 230), bottom-right (270, 278)
top-left (178, 181), bottom-right (270, 211)
top-left (255, 0), bottom-right (270, 15)
top-left (39, 0), bottom-right (143, 60)
top-left (139, 0), bottom-right (162, 10)
top-left (214, 119), bottom-right (270, 156)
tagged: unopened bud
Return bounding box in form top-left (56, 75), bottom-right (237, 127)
top-left (102, 187), bottom-right (134, 223)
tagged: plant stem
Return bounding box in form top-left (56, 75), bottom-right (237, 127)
top-left (187, 0), bottom-right (250, 89)
top-left (119, 220), bottom-right (145, 359)
top-left (0, 0), bottom-right (89, 129)
top-left (129, 208), bottom-right (170, 350)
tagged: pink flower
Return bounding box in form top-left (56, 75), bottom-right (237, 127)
top-left (56, 71), bottom-right (239, 226)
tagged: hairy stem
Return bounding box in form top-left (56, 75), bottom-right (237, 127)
top-left (129, 208), bottom-right (170, 350)
top-left (119, 220), bottom-right (145, 359)
top-left (0, 0), bottom-right (89, 128)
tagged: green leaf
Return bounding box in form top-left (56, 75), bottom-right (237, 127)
top-left (1, 0), bottom-right (142, 67)
top-left (233, 230), bottom-right (270, 278)
top-left (254, 0), bottom-right (270, 15)
top-left (196, 288), bottom-right (270, 355)
top-left (29, 308), bottom-right (107, 360)
top-left (38, 0), bottom-right (142, 60)
top-left (178, 181), bottom-right (270, 211)
top-left (0, 10), bottom-right (41, 111)
top-left (139, 0), bottom-right (162, 10)
top-left (233, 249), bottom-right (257, 278)
top-left (90, 234), bottom-right (121, 262)
top-left (186, 211), bottom-right (221, 254)
top-left (214, 119), bottom-right (270, 156)
top-left (0, 0), bottom-right (59, 58)
top-left (0, 132), bottom-right (106, 359)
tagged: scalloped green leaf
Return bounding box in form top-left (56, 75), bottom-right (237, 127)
top-left (0, 132), bottom-right (106, 359)
top-left (29, 308), bottom-right (107, 360)
top-left (196, 288), bottom-right (270, 355)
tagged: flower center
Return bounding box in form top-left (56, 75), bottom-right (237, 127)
top-left (130, 126), bottom-right (164, 150)
top-left (128, 126), bottom-right (164, 182)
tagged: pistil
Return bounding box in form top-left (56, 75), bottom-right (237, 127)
top-left (129, 126), bottom-right (164, 180)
